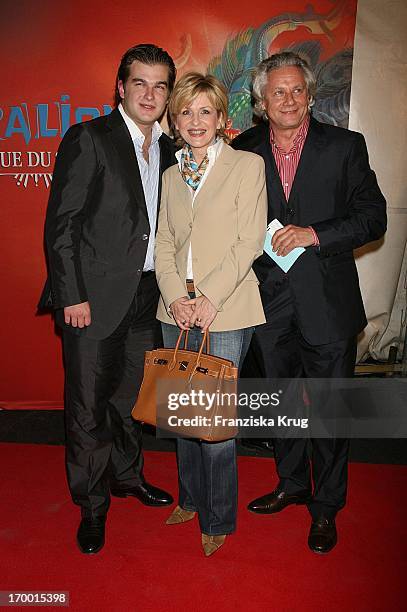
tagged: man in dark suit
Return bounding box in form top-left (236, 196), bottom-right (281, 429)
top-left (232, 51), bottom-right (386, 553)
top-left (40, 44), bottom-right (177, 554)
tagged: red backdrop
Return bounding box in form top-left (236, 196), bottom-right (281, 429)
top-left (0, 0), bottom-right (357, 406)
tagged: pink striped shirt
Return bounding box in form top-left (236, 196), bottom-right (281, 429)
top-left (269, 115), bottom-right (310, 200)
top-left (270, 115), bottom-right (319, 246)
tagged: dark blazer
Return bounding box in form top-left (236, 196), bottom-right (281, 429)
top-left (39, 108), bottom-right (176, 340)
top-left (232, 117), bottom-right (387, 345)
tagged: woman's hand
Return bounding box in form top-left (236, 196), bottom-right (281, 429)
top-left (170, 296), bottom-right (195, 330)
top-left (188, 296), bottom-right (217, 331)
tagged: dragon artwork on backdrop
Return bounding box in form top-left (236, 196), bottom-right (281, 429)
top-left (196, 2), bottom-right (354, 136)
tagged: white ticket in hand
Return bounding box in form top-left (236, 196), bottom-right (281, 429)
top-left (263, 218), bottom-right (305, 273)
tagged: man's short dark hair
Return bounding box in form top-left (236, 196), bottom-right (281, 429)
top-left (114, 43), bottom-right (176, 107)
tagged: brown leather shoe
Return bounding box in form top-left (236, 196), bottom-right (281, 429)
top-left (308, 517), bottom-right (337, 554)
top-left (201, 533), bottom-right (227, 557)
top-left (248, 489), bottom-right (311, 514)
top-left (166, 505), bottom-right (196, 525)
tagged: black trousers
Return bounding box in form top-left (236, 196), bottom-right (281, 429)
top-left (254, 283), bottom-right (357, 520)
top-left (62, 273), bottom-right (160, 518)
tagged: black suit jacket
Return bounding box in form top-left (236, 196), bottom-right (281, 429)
top-left (39, 108), bottom-right (176, 340)
top-left (232, 117), bottom-right (387, 345)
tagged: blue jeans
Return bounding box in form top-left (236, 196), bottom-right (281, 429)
top-left (162, 323), bottom-right (253, 535)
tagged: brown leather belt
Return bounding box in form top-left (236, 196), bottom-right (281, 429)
top-left (186, 278), bottom-right (195, 293)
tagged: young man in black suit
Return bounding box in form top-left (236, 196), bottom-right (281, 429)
top-left (232, 51), bottom-right (386, 553)
top-left (40, 44), bottom-right (177, 554)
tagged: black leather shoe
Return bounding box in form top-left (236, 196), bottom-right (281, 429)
top-left (308, 517), bottom-right (337, 554)
top-left (77, 516), bottom-right (106, 554)
top-left (240, 439), bottom-right (274, 454)
top-left (248, 489), bottom-right (311, 514)
top-left (110, 481), bottom-right (173, 506)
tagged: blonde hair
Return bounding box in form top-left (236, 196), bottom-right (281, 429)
top-left (168, 72), bottom-right (229, 144)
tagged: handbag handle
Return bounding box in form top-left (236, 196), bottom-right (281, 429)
top-left (188, 330), bottom-right (209, 382)
top-left (188, 336), bottom-right (227, 385)
top-left (168, 329), bottom-right (210, 372)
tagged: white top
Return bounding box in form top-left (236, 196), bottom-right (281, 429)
top-left (118, 103), bottom-right (162, 271)
top-left (175, 138), bottom-right (224, 279)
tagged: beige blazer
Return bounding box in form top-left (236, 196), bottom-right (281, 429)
top-left (155, 144), bottom-right (267, 331)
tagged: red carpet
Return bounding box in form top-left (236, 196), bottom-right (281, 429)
top-left (0, 444), bottom-right (405, 611)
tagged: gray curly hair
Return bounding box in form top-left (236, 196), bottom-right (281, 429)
top-left (252, 51), bottom-right (316, 121)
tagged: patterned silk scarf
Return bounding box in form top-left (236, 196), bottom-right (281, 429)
top-left (179, 144), bottom-right (209, 190)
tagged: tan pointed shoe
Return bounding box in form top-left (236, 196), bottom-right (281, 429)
top-left (166, 505), bottom-right (196, 525)
top-left (201, 533), bottom-right (227, 556)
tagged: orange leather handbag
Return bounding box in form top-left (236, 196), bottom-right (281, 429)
top-left (131, 330), bottom-right (238, 442)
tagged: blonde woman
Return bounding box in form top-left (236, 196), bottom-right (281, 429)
top-left (154, 73), bottom-right (267, 556)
